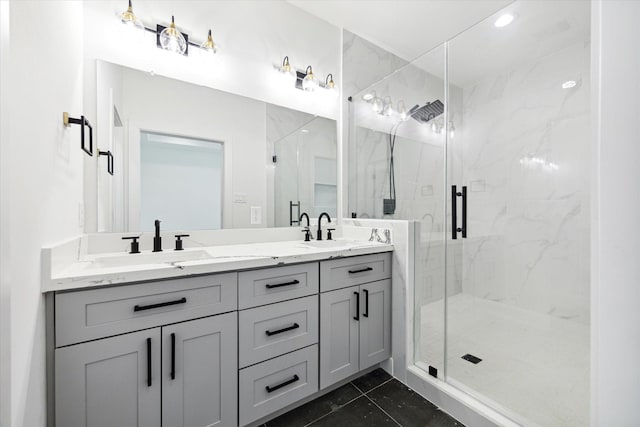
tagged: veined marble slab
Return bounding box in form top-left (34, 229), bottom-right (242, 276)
top-left (42, 232), bottom-right (393, 293)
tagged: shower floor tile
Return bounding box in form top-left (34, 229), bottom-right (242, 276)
top-left (266, 369), bottom-right (463, 427)
top-left (419, 293), bottom-right (589, 427)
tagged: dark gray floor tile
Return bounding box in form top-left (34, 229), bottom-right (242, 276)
top-left (266, 383), bottom-right (361, 427)
top-left (350, 368), bottom-right (392, 393)
top-left (367, 379), bottom-right (463, 427)
top-left (309, 396), bottom-right (398, 427)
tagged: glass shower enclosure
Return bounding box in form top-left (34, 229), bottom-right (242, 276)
top-left (348, 2), bottom-right (590, 426)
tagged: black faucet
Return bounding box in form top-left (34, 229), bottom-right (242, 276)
top-left (299, 213), bottom-right (312, 241)
top-left (317, 212), bottom-right (331, 241)
top-left (153, 219), bottom-right (162, 252)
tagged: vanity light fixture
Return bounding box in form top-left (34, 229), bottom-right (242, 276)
top-left (325, 74), bottom-right (335, 90)
top-left (372, 96), bottom-right (383, 114)
top-left (118, 1), bottom-right (216, 57)
top-left (200, 29), bottom-right (217, 54)
top-left (302, 66), bottom-right (318, 92)
top-left (159, 16), bottom-right (188, 55)
top-left (449, 121), bottom-right (456, 139)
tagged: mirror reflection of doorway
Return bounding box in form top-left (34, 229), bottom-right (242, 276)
top-left (139, 131), bottom-right (223, 231)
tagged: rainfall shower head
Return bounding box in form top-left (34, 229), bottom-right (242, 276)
top-left (410, 99), bottom-right (444, 124)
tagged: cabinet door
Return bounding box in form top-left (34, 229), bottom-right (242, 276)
top-left (320, 285), bottom-right (359, 389)
top-left (162, 312), bottom-right (238, 427)
top-left (359, 279), bottom-right (392, 370)
top-left (55, 328), bottom-right (161, 427)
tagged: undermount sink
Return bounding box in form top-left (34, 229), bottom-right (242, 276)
top-left (302, 240), bottom-right (352, 249)
top-left (86, 250), bottom-right (213, 269)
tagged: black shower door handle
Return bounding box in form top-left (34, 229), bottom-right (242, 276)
top-left (451, 185), bottom-right (468, 239)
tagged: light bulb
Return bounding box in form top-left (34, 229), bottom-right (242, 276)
top-left (382, 97), bottom-right (393, 116)
top-left (302, 66), bottom-right (318, 92)
top-left (397, 101), bottom-right (408, 121)
top-left (449, 121), bottom-right (455, 139)
top-left (278, 56), bottom-right (297, 86)
top-left (372, 97), bottom-right (383, 114)
top-left (200, 29), bottom-right (217, 54)
top-left (120, 0), bottom-right (145, 31)
top-left (160, 16), bottom-right (187, 55)
top-left (431, 122), bottom-right (437, 133)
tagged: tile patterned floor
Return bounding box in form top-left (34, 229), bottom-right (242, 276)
top-left (264, 369), bottom-right (463, 427)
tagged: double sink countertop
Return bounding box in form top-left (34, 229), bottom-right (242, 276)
top-left (42, 237), bottom-right (394, 293)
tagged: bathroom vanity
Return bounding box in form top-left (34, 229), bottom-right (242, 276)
top-left (44, 236), bottom-right (392, 427)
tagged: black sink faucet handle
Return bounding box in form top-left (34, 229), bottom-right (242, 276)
top-left (327, 228), bottom-right (336, 241)
top-left (301, 228), bottom-right (312, 242)
top-left (317, 212), bottom-right (332, 241)
top-left (122, 236), bottom-right (141, 254)
top-left (153, 219), bottom-right (162, 252)
top-left (174, 234), bottom-right (190, 251)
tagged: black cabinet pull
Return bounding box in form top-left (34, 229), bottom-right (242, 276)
top-left (266, 374), bottom-right (300, 393)
top-left (134, 297), bottom-right (187, 312)
top-left (363, 289), bottom-right (369, 318)
top-left (146, 337), bottom-right (152, 387)
top-left (265, 323), bottom-right (300, 336)
top-left (265, 280), bottom-right (299, 289)
top-left (170, 333), bottom-right (176, 380)
top-left (348, 267), bottom-right (373, 274)
top-left (354, 291), bottom-right (360, 321)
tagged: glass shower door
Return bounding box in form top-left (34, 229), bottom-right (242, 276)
top-left (445, 2), bottom-right (591, 426)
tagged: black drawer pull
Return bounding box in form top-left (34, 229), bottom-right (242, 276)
top-left (265, 323), bottom-right (300, 336)
top-left (348, 267), bottom-right (373, 274)
top-left (134, 297), bottom-right (187, 312)
top-left (266, 374), bottom-right (300, 393)
top-left (265, 279), bottom-right (300, 289)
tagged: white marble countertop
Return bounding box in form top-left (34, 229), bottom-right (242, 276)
top-left (43, 238), bottom-right (393, 293)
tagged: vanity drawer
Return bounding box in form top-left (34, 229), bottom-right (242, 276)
top-left (320, 252), bottom-right (392, 292)
top-left (239, 295), bottom-right (318, 368)
top-left (55, 273), bottom-right (237, 347)
top-left (238, 263), bottom-right (319, 309)
top-left (239, 345), bottom-right (318, 426)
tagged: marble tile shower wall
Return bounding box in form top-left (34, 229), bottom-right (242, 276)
top-left (453, 41), bottom-right (590, 324)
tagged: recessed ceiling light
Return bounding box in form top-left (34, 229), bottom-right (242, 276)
top-left (362, 91), bottom-right (375, 101)
top-left (494, 13), bottom-right (515, 28)
top-left (562, 80), bottom-right (577, 89)
top-left (301, 129), bottom-right (309, 133)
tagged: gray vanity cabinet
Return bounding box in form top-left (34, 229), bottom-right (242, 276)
top-left (162, 312), bottom-right (237, 427)
top-left (358, 279), bottom-right (392, 369)
top-left (319, 286), bottom-right (360, 388)
top-left (319, 253), bottom-right (392, 390)
top-left (55, 328), bottom-right (162, 427)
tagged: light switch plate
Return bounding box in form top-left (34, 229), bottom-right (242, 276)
top-left (250, 206), bottom-right (262, 225)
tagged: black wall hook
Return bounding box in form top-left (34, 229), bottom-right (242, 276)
top-left (63, 112), bottom-right (93, 156)
top-left (98, 150), bottom-right (114, 175)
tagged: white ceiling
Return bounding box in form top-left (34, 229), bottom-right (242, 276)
top-left (287, 0), bottom-right (513, 61)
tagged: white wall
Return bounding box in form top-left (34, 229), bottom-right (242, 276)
top-left (0, 3), bottom-right (11, 425)
top-left (592, 1), bottom-right (640, 425)
top-left (3, 2), bottom-right (85, 426)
